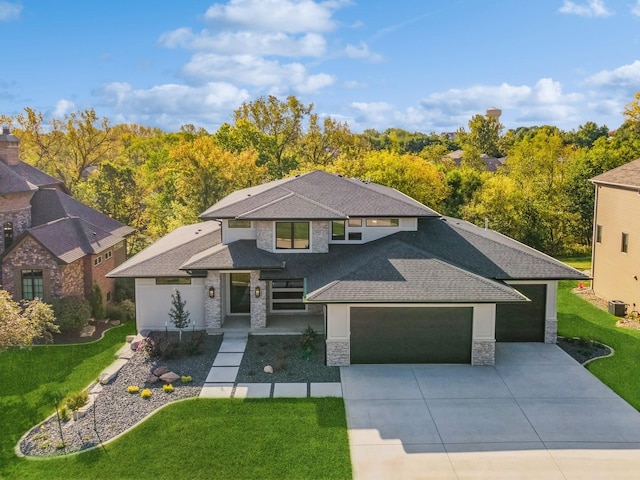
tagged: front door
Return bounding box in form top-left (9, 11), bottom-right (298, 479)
top-left (229, 273), bottom-right (251, 314)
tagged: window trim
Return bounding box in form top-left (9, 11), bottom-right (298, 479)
top-left (275, 221), bottom-right (310, 250)
top-left (228, 219), bottom-right (252, 228)
top-left (365, 218), bottom-right (400, 227)
top-left (622, 232), bottom-right (629, 253)
top-left (331, 220), bottom-right (345, 241)
top-left (104, 250), bottom-right (112, 260)
top-left (94, 255), bottom-right (102, 266)
top-left (3, 221), bottom-right (13, 249)
top-left (155, 277), bottom-right (192, 285)
top-left (21, 269), bottom-right (44, 300)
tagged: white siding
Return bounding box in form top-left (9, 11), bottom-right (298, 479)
top-left (134, 278), bottom-right (206, 332)
top-left (222, 220), bottom-right (256, 244)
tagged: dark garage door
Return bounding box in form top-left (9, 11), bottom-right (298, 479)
top-left (496, 284), bottom-right (546, 342)
top-left (350, 307), bottom-right (473, 364)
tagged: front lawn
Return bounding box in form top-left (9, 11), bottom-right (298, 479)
top-left (0, 324), bottom-right (352, 480)
top-left (558, 280), bottom-right (640, 411)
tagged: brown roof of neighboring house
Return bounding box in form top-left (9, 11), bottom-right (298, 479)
top-left (591, 158), bottom-right (640, 188)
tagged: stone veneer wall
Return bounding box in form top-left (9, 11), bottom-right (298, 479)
top-left (250, 270), bottom-right (267, 328)
top-left (310, 221), bottom-right (329, 253)
top-left (326, 339), bottom-right (350, 366)
top-left (545, 319), bottom-right (557, 344)
top-left (256, 221), bottom-right (272, 251)
top-left (60, 259), bottom-right (85, 297)
top-left (205, 272), bottom-right (222, 329)
top-left (307, 303), bottom-right (323, 315)
top-left (471, 339), bottom-right (495, 366)
top-left (1, 236), bottom-right (62, 300)
top-left (0, 192), bottom-right (33, 256)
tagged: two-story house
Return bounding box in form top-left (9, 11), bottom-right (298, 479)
top-left (591, 159), bottom-right (640, 312)
top-left (0, 127), bottom-right (133, 304)
top-left (109, 170), bottom-right (585, 366)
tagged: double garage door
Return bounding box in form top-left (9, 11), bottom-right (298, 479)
top-left (349, 285), bottom-right (547, 364)
top-left (350, 307), bottom-right (473, 364)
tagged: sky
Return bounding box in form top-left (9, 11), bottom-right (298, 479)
top-left (1, 0), bottom-right (640, 134)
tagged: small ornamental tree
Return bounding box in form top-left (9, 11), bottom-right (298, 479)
top-left (90, 283), bottom-right (106, 320)
top-left (0, 290), bottom-right (59, 350)
top-left (169, 289), bottom-right (190, 342)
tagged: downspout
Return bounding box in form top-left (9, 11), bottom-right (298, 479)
top-left (591, 183), bottom-right (598, 291)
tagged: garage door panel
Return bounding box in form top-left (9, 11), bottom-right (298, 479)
top-left (350, 307), bottom-right (472, 364)
top-left (496, 284), bottom-right (546, 342)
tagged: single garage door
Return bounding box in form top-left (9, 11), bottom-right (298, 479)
top-left (350, 307), bottom-right (473, 364)
top-left (495, 284), bottom-right (546, 342)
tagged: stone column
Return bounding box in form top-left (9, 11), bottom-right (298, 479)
top-left (250, 270), bottom-right (267, 329)
top-left (471, 339), bottom-right (495, 366)
top-left (205, 272), bottom-right (222, 329)
top-left (326, 339), bottom-right (350, 366)
top-left (545, 319), bottom-right (557, 344)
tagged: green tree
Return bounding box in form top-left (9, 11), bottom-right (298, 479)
top-left (457, 114), bottom-right (503, 158)
top-left (169, 289), bottom-right (190, 342)
top-left (90, 283), bottom-right (106, 320)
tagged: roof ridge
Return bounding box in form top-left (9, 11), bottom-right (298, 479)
top-left (279, 186), bottom-right (348, 218)
top-left (344, 175), bottom-right (434, 213)
top-left (236, 191), bottom-right (295, 218)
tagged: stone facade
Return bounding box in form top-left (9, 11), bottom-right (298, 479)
top-left (250, 270), bottom-right (267, 328)
top-left (544, 318), bottom-right (557, 344)
top-left (310, 221), bottom-right (329, 253)
top-left (256, 221), bottom-right (272, 251)
top-left (0, 192), bottom-right (33, 256)
top-left (205, 271), bottom-right (222, 329)
top-left (1, 236), bottom-right (62, 301)
top-left (307, 303), bottom-right (324, 315)
top-left (60, 259), bottom-right (85, 297)
top-left (471, 339), bottom-right (495, 366)
top-left (326, 339), bottom-right (350, 367)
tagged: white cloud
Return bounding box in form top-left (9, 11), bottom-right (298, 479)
top-left (98, 81), bottom-right (250, 130)
top-left (344, 42), bottom-right (382, 62)
top-left (205, 0), bottom-right (345, 33)
top-left (632, 0), bottom-right (640, 16)
top-left (0, 1), bottom-right (21, 21)
top-left (51, 99), bottom-right (76, 119)
top-left (159, 28), bottom-right (326, 57)
top-left (182, 53), bottom-right (334, 94)
top-left (586, 60), bottom-right (640, 88)
top-left (558, 0), bottom-right (613, 17)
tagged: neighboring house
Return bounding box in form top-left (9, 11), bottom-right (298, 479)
top-left (109, 170), bottom-right (585, 366)
top-left (591, 159), bottom-right (640, 312)
top-left (0, 127), bottom-right (133, 304)
top-left (446, 149), bottom-right (506, 172)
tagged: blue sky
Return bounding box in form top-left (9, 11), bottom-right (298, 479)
top-left (1, 0), bottom-right (640, 133)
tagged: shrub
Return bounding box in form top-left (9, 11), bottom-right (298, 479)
top-left (119, 299), bottom-right (135, 322)
top-left (115, 277), bottom-right (135, 302)
top-left (126, 385), bottom-right (140, 394)
top-left (180, 375), bottom-right (192, 383)
top-left (183, 331), bottom-right (204, 356)
top-left (90, 283), bottom-right (106, 320)
top-left (65, 390), bottom-right (89, 412)
top-left (140, 388), bottom-right (152, 399)
top-left (51, 296), bottom-right (90, 332)
top-left (106, 304), bottom-right (123, 321)
top-left (58, 405), bottom-right (69, 421)
top-left (301, 325), bottom-right (316, 361)
top-left (163, 384), bottom-right (174, 393)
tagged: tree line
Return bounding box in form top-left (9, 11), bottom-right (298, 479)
top-left (2, 92), bottom-right (640, 257)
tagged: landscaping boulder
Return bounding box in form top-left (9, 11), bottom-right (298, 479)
top-left (146, 374), bottom-right (160, 384)
top-left (159, 371), bottom-right (180, 384)
top-left (153, 366), bottom-right (169, 377)
top-left (264, 365), bottom-right (274, 374)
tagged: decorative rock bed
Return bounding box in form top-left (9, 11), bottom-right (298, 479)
top-left (18, 333), bottom-right (221, 457)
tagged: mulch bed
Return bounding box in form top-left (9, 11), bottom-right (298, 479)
top-left (35, 320), bottom-right (120, 345)
top-left (236, 334), bottom-right (340, 383)
top-left (557, 336), bottom-right (612, 364)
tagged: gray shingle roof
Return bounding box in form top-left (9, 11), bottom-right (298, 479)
top-left (30, 189), bottom-right (133, 238)
top-left (0, 161), bottom-right (37, 194)
top-left (10, 162), bottom-right (65, 190)
top-left (181, 240), bottom-right (285, 270)
top-left (26, 217), bottom-right (125, 264)
top-left (590, 158), bottom-right (640, 188)
top-left (108, 222), bottom-right (221, 277)
top-left (200, 170), bottom-right (439, 220)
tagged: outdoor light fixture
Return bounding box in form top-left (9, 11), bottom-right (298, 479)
top-left (208, 287), bottom-right (215, 298)
top-left (255, 286), bottom-right (261, 298)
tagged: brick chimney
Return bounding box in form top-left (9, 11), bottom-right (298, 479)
top-left (0, 126), bottom-right (20, 165)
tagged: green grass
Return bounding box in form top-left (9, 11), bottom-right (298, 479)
top-left (0, 323), bottom-right (352, 480)
top-left (558, 280), bottom-right (640, 411)
top-left (555, 254), bottom-right (591, 271)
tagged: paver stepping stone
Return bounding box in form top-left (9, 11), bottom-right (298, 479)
top-left (234, 383), bottom-right (272, 398)
top-left (310, 382), bottom-right (343, 397)
top-left (200, 384), bottom-right (234, 398)
top-left (205, 366), bottom-right (239, 383)
top-left (273, 383), bottom-right (307, 398)
top-left (213, 352), bottom-right (244, 366)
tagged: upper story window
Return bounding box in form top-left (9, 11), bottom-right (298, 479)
top-left (22, 269), bottom-right (44, 300)
top-left (156, 277), bottom-right (192, 285)
top-left (229, 220), bottom-right (252, 228)
top-left (276, 222), bottom-right (309, 249)
top-left (3, 222), bottom-right (13, 249)
top-left (104, 250), bottom-right (112, 260)
top-left (348, 218), bottom-right (362, 227)
top-left (94, 255), bottom-right (102, 266)
top-left (596, 225), bottom-right (602, 243)
top-left (331, 221), bottom-right (345, 241)
top-left (366, 218), bottom-right (400, 227)
top-left (622, 233), bottom-right (629, 253)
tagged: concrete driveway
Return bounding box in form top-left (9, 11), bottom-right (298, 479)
top-left (341, 343), bottom-right (640, 479)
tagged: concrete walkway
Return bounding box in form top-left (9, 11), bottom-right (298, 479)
top-left (342, 343), bottom-right (640, 479)
top-left (200, 332), bottom-right (342, 399)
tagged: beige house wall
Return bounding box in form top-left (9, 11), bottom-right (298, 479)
top-left (592, 185), bottom-right (640, 310)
